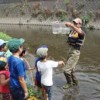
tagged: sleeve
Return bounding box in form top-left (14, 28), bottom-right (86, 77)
top-left (50, 60), bottom-right (59, 68)
top-left (16, 61), bottom-right (25, 77)
top-left (36, 62), bottom-right (41, 72)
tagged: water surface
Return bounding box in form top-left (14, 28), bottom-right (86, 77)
top-left (0, 24), bottom-right (100, 100)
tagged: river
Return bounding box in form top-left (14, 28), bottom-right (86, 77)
top-left (0, 24), bottom-right (100, 100)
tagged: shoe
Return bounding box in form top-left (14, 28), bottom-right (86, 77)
top-left (63, 84), bottom-right (71, 89)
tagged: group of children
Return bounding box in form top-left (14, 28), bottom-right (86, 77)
top-left (0, 38), bottom-right (65, 100)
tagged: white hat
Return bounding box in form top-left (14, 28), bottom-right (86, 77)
top-left (73, 18), bottom-right (82, 24)
top-left (0, 39), bottom-right (7, 46)
top-left (36, 46), bottom-right (48, 57)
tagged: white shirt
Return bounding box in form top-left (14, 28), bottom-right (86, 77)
top-left (37, 60), bottom-right (58, 86)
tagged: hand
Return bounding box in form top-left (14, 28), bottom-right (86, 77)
top-left (24, 92), bottom-right (28, 99)
top-left (58, 61), bottom-right (65, 66)
top-left (65, 22), bottom-right (73, 27)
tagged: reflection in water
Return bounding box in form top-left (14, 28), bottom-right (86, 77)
top-left (0, 25), bottom-right (100, 100)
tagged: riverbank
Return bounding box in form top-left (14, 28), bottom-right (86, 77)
top-left (0, 18), bottom-right (100, 30)
top-left (0, 18), bottom-right (52, 26)
top-left (87, 21), bottom-right (100, 30)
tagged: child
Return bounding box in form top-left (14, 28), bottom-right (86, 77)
top-left (0, 39), bottom-right (7, 57)
top-left (7, 38), bottom-right (28, 100)
top-left (34, 45), bottom-right (47, 98)
top-left (0, 39), bottom-right (12, 58)
top-left (0, 57), bottom-right (11, 100)
top-left (20, 49), bottom-right (35, 98)
top-left (36, 45), bottom-right (65, 100)
top-left (35, 57), bottom-right (42, 93)
top-left (20, 49), bottom-right (31, 70)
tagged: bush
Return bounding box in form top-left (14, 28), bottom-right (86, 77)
top-left (0, 32), bottom-right (12, 41)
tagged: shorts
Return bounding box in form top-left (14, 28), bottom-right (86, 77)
top-left (10, 87), bottom-right (25, 100)
top-left (42, 85), bottom-right (53, 100)
top-left (35, 79), bottom-right (42, 88)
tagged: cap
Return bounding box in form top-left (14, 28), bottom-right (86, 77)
top-left (7, 38), bottom-right (25, 52)
top-left (73, 18), bottom-right (82, 24)
top-left (0, 57), bottom-right (7, 70)
top-left (36, 46), bottom-right (48, 57)
top-left (0, 39), bottom-right (7, 46)
top-left (0, 57), bottom-right (7, 63)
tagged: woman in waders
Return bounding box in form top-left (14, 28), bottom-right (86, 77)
top-left (63, 18), bottom-right (85, 89)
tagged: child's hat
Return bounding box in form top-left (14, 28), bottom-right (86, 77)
top-left (0, 57), bottom-right (7, 63)
top-left (0, 39), bottom-right (8, 46)
top-left (0, 57), bottom-right (7, 69)
top-left (7, 38), bottom-right (25, 51)
top-left (36, 45), bottom-right (48, 57)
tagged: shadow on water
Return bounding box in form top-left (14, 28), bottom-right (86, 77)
top-left (0, 24), bottom-right (100, 100)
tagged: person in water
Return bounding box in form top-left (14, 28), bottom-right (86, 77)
top-left (63, 18), bottom-right (85, 89)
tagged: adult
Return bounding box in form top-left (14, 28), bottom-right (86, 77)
top-left (63, 18), bottom-right (85, 89)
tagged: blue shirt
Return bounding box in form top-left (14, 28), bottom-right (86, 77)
top-left (8, 55), bottom-right (26, 88)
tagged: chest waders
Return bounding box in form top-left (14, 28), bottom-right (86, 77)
top-left (63, 31), bottom-right (85, 89)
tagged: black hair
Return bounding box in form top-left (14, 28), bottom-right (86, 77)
top-left (20, 49), bottom-right (26, 57)
top-left (0, 61), bottom-right (7, 70)
top-left (40, 56), bottom-right (46, 60)
top-left (9, 48), bottom-right (19, 53)
top-left (0, 43), bottom-right (6, 50)
top-left (9, 45), bottom-right (23, 53)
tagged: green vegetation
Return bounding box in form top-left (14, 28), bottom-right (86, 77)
top-left (0, 32), bottom-right (12, 41)
top-left (81, 12), bottom-right (93, 25)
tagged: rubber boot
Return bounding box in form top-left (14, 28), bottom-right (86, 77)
top-left (63, 71), bottom-right (72, 89)
top-left (71, 70), bottom-right (78, 86)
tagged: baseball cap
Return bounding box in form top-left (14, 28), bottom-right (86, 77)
top-left (0, 39), bottom-right (7, 46)
top-left (0, 57), bottom-right (7, 70)
top-left (0, 57), bottom-right (7, 63)
top-left (36, 46), bottom-right (48, 57)
top-left (73, 18), bottom-right (82, 24)
top-left (7, 38), bottom-right (25, 52)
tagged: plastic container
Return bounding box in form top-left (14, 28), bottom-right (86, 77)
top-left (52, 21), bottom-right (61, 34)
top-left (52, 21), bottom-right (70, 34)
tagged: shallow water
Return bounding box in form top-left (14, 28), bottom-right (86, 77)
top-left (0, 24), bottom-right (100, 100)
